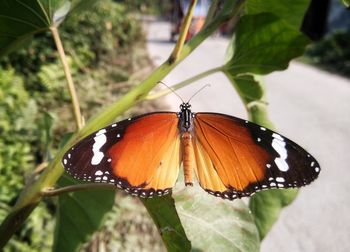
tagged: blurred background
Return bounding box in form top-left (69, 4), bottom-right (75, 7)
top-left (1, 0), bottom-right (349, 251)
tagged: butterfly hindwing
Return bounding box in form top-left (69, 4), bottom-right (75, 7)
top-left (62, 112), bottom-right (181, 197)
top-left (193, 113), bottom-right (320, 200)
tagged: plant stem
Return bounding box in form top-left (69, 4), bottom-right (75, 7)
top-left (146, 66), bottom-right (223, 100)
top-left (50, 26), bottom-right (83, 130)
top-left (41, 184), bottom-right (115, 197)
top-left (169, 0), bottom-right (197, 64)
top-left (203, 0), bottom-right (220, 27)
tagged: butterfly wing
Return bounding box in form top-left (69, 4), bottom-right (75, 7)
top-left (193, 113), bottom-right (320, 200)
top-left (62, 112), bottom-right (181, 197)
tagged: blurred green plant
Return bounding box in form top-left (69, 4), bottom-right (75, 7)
top-left (305, 31), bottom-right (350, 78)
top-left (0, 68), bottom-right (54, 251)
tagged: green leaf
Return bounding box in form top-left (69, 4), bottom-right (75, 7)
top-left (224, 13), bottom-right (310, 75)
top-left (246, 0), bottom-right (311, 29)
top-left (226, 74), bottom-right (264, 104)
top-left (142, 195), bottom-right (191, 252)
top-left (0, 0), bottom-right (96, 57)
top-left (249, 189), bottom-right (298, 240)
top-left (174, 186), bottom-right (260, 252)
top-left (53, 175), bottom-right (115, 252)
top-left (343, 0), bottom-right (350, 7)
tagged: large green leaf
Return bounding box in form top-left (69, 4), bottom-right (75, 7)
top-left (249, 189), bottom-right (298, 240)
top-left (174, 186), bottom-right (260, 252)
top-left (224, 13), bottom-right (309, 75)
top-left (142, 195), bottom-right (191, 252)
top-left (53, 175), bottom-right (115, 252)
top-left (246, 0), bottom-right (311, 29)
top-left (0, 0), bottom-right (96, 57)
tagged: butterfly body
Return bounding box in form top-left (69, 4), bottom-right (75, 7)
top-left (62, 103), bottom-right (320, 200)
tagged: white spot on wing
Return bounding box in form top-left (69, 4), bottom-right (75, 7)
top-left (111, 123), bottom-right (117, 127)
top-left (68, 153), bottom-right (71, 159)
top-left (315, 167), bottom-right (320, 173)
top-left (95, 170), bottom-right (103, 176)
top-left (272, 137), bottom-right (289, 172)
top-left (91, 132), bottom-right (107, 165)
top-left (96, 129), bottom-right (107, 136)
top-left (272, 133), bottom-right (283, 141)
top-left (260, 127), bottom-right (266, 131)
top-left (63, 159), bottom-right (67, 165)
top-left (274, 158), bottom-right (289, 172)
top-left (276, 177), bottom-right (285, 183)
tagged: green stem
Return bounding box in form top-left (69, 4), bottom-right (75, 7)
top-left (0, 1), bottom-right (247, 248)
top-left (41, 184), bottom-right (115, 197)
top-left (50, 26), bottom-right (83, 130)
top-left (203, 0), bottom-right (220, 27)
top-left (146, 66), bottom-right (223, 100)
top-left (169, 0), bottom-right (197, 64)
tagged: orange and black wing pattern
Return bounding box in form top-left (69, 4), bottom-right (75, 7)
top-left (62, 112), bottom-right (181, 197)
top-left (193, 113), bottom-right (320, 200)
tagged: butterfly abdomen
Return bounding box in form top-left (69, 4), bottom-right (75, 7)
top-left (181, 132), bottom-right (195, 186)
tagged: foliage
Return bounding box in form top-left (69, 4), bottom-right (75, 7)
top-left (305, 31), bottom-right (350, 78)
top-left (0, 68), bottom-right (53, 251)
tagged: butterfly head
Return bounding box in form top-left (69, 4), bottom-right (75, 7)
top-left (180, 102), bottom-right (191, 112)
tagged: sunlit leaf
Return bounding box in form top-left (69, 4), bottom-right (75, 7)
top-left (224, 13), bottom-right (310, 75)
top-left (174, 186), bottom-right (260, 252)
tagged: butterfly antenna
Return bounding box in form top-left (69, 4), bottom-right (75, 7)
top-left (187, 84), bottom-right (211, 103)
top-left (157, 81), bottom-right (185, 103)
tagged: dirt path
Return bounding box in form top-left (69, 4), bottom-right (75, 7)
top-left (146, 19), bottom-right (350, 252)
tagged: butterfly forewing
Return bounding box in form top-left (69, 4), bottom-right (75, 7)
top-left (62, 112), bottom-right (181, 197)
top-left (62, 105), bottom-right (320, 200)
top-left (193, 113), bottom-right (320, 200)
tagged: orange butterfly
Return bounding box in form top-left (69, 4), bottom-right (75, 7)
top-left (62, 102), bottom-right (320, 200)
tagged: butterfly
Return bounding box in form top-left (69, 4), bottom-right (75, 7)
top-left (62, 102), bottom-right (320, 200)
